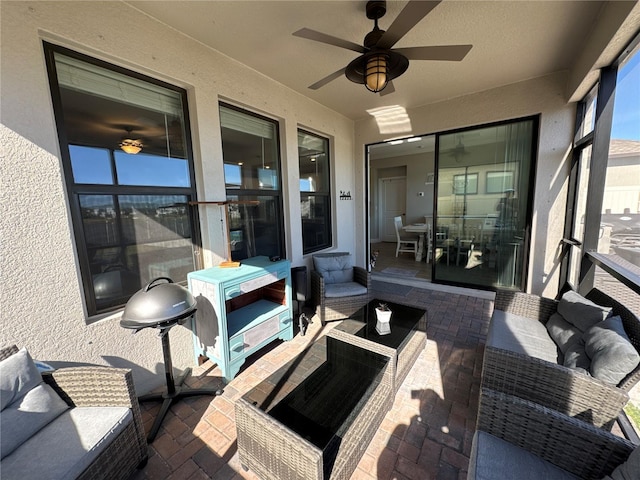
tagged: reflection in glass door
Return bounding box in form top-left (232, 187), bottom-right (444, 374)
top-left (433, 119), bottom-right (536, 290)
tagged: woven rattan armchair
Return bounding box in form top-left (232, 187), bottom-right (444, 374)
top-left (483, 288), bottom-right (640, 429)
top-left (311, 252), bottom-right (370, 324)
top-left (469, 388), bottom-right (636, 480)
top-left (0, 345), bottom-right (148, 480)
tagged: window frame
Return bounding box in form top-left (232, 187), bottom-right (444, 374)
top-left (43, 42), bottom-right (202, 320)
top-left (298, 128), bottom-right (333, 254)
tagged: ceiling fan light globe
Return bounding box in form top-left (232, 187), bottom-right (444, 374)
top-left (365, 54), bottom-right (388, 93)
top-left (119, 138), bottom-right (143, 154)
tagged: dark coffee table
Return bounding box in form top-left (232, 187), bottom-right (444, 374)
top-left (330, 299), bottom-right (427, 391)
top-left (235, 335), bottom-right (394, 480)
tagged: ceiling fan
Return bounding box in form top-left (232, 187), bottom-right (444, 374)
top-left (442, 134), bottom-right (469, 162)
top-left (293, 0), bottom-right (472, 95)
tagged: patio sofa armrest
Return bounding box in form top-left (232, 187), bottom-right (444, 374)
top-left (481, 346), bottom-right (629, 429)
top-left (474, 388), bottom-right (636, 480)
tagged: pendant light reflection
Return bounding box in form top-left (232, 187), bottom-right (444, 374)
top-left (119, 138), bottom-right (143, 155)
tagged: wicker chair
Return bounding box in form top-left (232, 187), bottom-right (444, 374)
top-left (469, 388), bottom-right (637, 480)
top-left (482, 288), bottom-right (640, 429)
top-left (0, 345), bottom-right (147, 480)
top-left (311, 252), bottom-right (370, 324)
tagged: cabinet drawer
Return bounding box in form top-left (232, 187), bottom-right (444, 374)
top-left (229, 315), bottom-right (281, 360)
top-left (225, 272), bottom-right (280, 300)
top-left (279, 311), bottom-right (292, 329)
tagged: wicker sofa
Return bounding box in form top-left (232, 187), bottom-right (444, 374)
top-left (469, 388), bottom-right (639, 480)
top-left (482, 288), bottom-right (640, 429)
top-left (311, 252), bottom-right (370, 324)
top-left (0, 345), bottom-right (147, 480)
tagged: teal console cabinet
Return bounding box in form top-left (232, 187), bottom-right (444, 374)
top-left (188, 256), bottom-right (293, 382)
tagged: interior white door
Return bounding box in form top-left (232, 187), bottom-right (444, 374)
top-left (379, 177), bottom-right (407, 243)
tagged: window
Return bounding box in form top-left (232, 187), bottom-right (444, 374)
top-left (220, 104), bottom-right (285, 260)
top-left (452, 173), bottom-right (478, 195)
top-left (598, 42), bottom-right (640, 270)
top-left (44, 43), bottom-right (199, 318)
top-left (298, 130), bottom-right (332, 253)
top-left (562, 34), bottom-right (640, 440)
top-left (486, 171), bottom-right (514, 194)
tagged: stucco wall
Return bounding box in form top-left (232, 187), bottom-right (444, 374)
top-left (355, 72), bottom-right (576, 298)
top-left (0, 1), bottom-right (355, 393)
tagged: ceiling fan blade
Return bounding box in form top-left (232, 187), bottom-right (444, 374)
top-left (394, 45), bottom-right (473, 61)
top-left (380, 80), bottom-right (395, 96)
top-left (293, 28), bottom-right (366, 54)
top-left (377, 1), bottom-right (442, 50)
top-left (308, 67), bottom-right (347, 90)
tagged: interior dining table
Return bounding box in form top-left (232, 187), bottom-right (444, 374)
top-left (402, 223), bottom-right (430, 262)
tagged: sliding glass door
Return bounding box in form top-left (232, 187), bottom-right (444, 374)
top-left (433, 118), bottom-right (537, 290)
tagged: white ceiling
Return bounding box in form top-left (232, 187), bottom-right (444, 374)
top-left (127, 0), bottom-right (607, 121)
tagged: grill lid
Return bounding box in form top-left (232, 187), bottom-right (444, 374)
top-left (120, 277), bottom-right (197, 330)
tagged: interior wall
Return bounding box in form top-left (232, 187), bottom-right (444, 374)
top-left (355, 72), bottom-right (575, 298)
top-left (0, 1), bottom-right (355, 393)
top-left (369, 152), bottom-right (435, 241)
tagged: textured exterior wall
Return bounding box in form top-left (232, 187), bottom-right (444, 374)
top-left (0, 1), bottom-right (355, 394)
top-left (355, 72), bottom-right (575, 298)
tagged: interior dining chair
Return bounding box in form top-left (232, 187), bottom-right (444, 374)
top-left (393, 216), bottom-right (419, 258)
top-left (423, 222), bottom-right (433, 263)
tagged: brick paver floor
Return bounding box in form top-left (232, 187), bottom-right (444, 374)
top-left (131, 280), bottom-right (494, 480)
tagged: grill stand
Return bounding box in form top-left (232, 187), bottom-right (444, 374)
top-left (139, 321), bottom-right (223, 443)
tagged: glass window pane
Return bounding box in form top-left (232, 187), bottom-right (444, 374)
top-left (435, 120), bottom-right (535, 290)
top-left (79, 194), bottom-right (194, 311)
top-left (599, 43), bottom-right (640, 269)
top-left (70, 145), bottom-right (113, 184)
top-left (301, 195), bottom-right (331, 252)
top-left (227, 195), bottom-right (282, 260)
top-left (220, 105), bottom-right (280, 191)
top-left (298, 131), bottom-right (329, 192)
top-left (115, 150), bottom-right (189, 187)
top-left (580, 87), bottom-right (598, 138)
top-left (568, 146), bottom-right (592, 286)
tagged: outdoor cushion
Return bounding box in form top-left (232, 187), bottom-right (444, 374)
top-left (0, 348), bottom-right (43, 410)
top-left (1, 406), bottom-right (132, 480)
top-left (583, 316), bottom-right (640, 386)
top-left (0, 347), bottom-right (69, 459)
top-left (486, 310), bottom-right (559, 363)
top-left (562, 338), bottom-right (591, 375)
top-left (324, 282), bottom-right (368, 298)
top-left (313, 252), bottom-right (354, 284)
top-left (1, 383), bottom-right (69, 459)
top-left (546, 313), bottom-right (582, 356)
top-left (557, 291), bottom-right (611, 332)
top-left (607, 445), bottom-right (640, 480)
top-left (468, 430), bottom-right (579, 480)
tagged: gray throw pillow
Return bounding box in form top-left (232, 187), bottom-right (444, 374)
top-left (0, 348), bottom-right (42, 410)
top-left (563, 337), bottom-right (591, 374)
top-left (557, 290), bottom-right (611, 332)
top-left (609, 444), bottom-right (640, 480)
top-left (583, 315), bottom-right (640, 386)
top-left (546, 312), bottom-right (582, 354)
